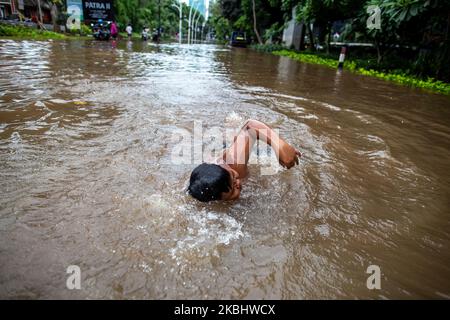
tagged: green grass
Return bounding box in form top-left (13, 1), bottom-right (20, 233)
top-left (118, 31), bottom-right (141, 39)
top-left (252, 45), bottom-right (450, 95)
top-left (250, 43), bottom-right (285, 53)
top-left (0, 23), bottom-right (68, 40)
top-left (0, 23), bottom-right (92, 40)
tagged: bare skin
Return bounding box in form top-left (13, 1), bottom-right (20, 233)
top-left (214, 119), bottom-right (301, 200)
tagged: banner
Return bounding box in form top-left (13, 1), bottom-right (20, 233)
top-left (67, 0), bottom-right (84, 22)
top-left (83, 0), bottom-right (114, 21)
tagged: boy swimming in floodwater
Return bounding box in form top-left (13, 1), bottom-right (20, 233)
top-left (188, 119), bottom-right (301, 202)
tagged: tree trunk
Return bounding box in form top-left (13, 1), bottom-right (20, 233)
top-left (51, 4), bottom-right (59, 32)
top-left (326, 22), bottom-right (332, 54)
top-left (436, 12), bottom-right (450, 79)
top-left (252, 0), bottom-right (263, 44)
top-left (299, 23), bottom-right (306, 51)
top-left (307, 23), bottom-right (315, 51)
top-left (375, 39), bottom-right (382, 65)
top-left (37, 0), bottom-right (43, 27)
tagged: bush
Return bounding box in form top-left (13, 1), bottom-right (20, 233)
top-left (80, 24), bottom-right (91, 35)
top-left (250, 44), bottom-right (284, 53)
top-left (67, 23), bottom-right (91, 36)
top-left (0, 23), bottom-right (67, 40)
top-left (270, 49), bottom-right (450, 95)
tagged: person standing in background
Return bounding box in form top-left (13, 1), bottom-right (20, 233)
top-left (110, 20), bottom-right (118, 39)
top-left (126, 23), bottom-right (133, 39)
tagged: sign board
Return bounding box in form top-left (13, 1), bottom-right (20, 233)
top-left (83, 0), bottom-right (114, 21)
top-left (67, 0), bottom-right (84, 21)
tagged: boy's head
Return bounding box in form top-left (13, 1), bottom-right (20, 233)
top-left (188, 163), bottom-right (242, 202)
top-left (188, 163), bottom-right (231, 202)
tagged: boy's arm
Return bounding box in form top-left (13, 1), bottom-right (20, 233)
top-left (244, 119), bottom-right (301, 169)
top-left (222, 119), bottom-right (301, 172)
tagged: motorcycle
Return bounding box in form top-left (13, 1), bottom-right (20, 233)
top-left (152, 31), bottom-right (160, 42)
top-left (141, 28), bottom-right (149, 41)
top-left (91, 20), bottom-right (111, 41)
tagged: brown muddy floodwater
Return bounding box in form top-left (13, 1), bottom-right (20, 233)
top-left (0, 39), bottom-right (449, 299)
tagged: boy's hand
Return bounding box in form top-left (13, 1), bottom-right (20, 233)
top-left (278, 141), bottom-right (301, 169)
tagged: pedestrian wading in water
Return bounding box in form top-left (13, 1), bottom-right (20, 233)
top-left (188, 119), bottom-right (301, 202)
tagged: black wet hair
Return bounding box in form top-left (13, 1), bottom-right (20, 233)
top-left (188, 163), bottom-right (231, 202)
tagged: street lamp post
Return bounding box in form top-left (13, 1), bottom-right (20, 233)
top-left (172, 1), bottom-right (182, 44)
top-left (201, 21), bottom-right (206, 43)
top-left (194, 14), bottom-right (202, 44)
top-left (188, 0), bottom-right (201, 44)
top-left (191, 9), bottom-right (198, 44)
top-left (158, 0), bottom-right (161, 42)
top-left (187, 1), bottom-right (194, 45)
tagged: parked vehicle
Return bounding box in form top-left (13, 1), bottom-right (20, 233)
top-left (151, 28), bottom-right (160, 42)
top-left (91, 19), bottom-right (111, 41)
top-left (230, 31), bottom-right (247, 47)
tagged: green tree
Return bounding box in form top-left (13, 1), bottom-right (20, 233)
top-left (209, 0), bottom-right (287, 42)
top-left (345, 0), bottom-right (450, 80)
top-left (114, 0), bottom-right (189, 36)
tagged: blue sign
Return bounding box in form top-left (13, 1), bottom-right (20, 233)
top-left (67, 0), bottom-right (84, 21)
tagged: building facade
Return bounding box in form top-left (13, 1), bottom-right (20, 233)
top-left (0, 0), bottom-right (17, 19)
top-left (0, 0), bottom-right (52, 23)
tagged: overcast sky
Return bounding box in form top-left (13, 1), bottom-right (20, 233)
top-left (181, 0), bottom-right (210, 20)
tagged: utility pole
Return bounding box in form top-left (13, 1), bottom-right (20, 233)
top-left (192, 9), bottom-right (198, 43)
top-left (158, 0), bottom-right (161, 42)
top-left (172, 1), bottom-right (182, 44)
top-left (187, 1), bottom-right (195, 45)
top-left (201, 21), bottom-right (206, 42)
top-left (194, 14), bottom-right (202, 44)
top-left (188, 0), bottom-right (201, 44)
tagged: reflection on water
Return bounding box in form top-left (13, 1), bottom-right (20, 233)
top-left (0, 39), bottom-right (449, 299)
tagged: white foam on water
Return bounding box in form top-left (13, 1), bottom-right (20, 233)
top-left (145, 193), bottom-right (171, 211)
top-left (238, 85), bottom-right (272, 93)
top-left (36, 111), bottom-right (54, 123)
top-left (319, 102), bottom-right (341, 111)
top-left (225, 111), bottom-right (244, 127)
top-left (49, 98), bottom-right (70, 104)
top-left (345, 109), bottom-right (375, 124)
top-left (140, 193), bottom-right (245, 266)
top-left (270, 92), bottom-right (309, 102)
top-left (356, 114), bottom-right (372, 124)
top-left (139, 262), bottom-right (152, 273)
top-left (315, 224), bottom-right (330, 237)
top-left (366, 134), bottom-right (385, 144)
top-left (35, 101), bottom-right (46, 108)
top-left (300, 114), bottom-right (319, 120)
top-left (9, 131), bottom-right (24, 161)
top-left (169, 208), bottom-right (245, 263)
top-left (367, 150), bottom-right (390, 160)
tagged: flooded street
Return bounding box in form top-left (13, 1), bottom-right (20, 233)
top-left (0, 39), bottom-right (449, 299)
